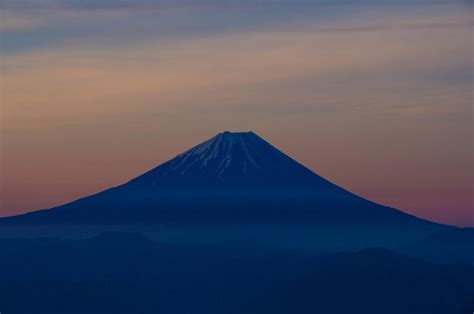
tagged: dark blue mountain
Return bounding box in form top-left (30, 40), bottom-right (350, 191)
top-left (0, 132), bottom-right (467, 313)
top-left (0, 233), bottom-right (472, 314)
top-left (243, 248), bottom-right (474, 314)
top-left (0, 131), bottom-right (444, 229)
top-left (397, 228), bottom-right (474, 265)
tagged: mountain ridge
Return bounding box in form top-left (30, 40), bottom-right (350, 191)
top-left (0, 131), bottom-right (446, 229)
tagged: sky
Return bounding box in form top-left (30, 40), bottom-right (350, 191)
top-left (0, 0), bottom-right (472, 226)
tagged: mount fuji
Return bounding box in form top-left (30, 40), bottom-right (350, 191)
top-left (1, 131), bottom-right (443, 229)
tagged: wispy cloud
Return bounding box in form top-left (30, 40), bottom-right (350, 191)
top-left (0, 13), bottom-right (42, 31)
top-left (2, 0), bottom-right (464, 11)
top-left (2, 9), bottom-right (470, 123)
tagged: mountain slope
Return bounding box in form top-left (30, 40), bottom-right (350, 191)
top-left (127, 131), bottom-right (330, 188)
top-left (0, 131), bottom-right (441, 228)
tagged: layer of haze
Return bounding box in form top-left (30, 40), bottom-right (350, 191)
top-left (1, 0), bottom-right (473, 226)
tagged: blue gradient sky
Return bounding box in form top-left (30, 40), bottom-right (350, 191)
top-left (1, 0), bottom-right (472, 226)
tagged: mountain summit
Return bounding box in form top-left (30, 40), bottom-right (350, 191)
top-left (2, 131), bottom-right (438, 227)
top-left (128, 131), bottom-right (328, 188)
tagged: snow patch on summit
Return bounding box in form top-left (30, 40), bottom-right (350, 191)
top-left (127, 130), bottom-right (319, 186)
top-left (172, 131), bottom-right (264, 177)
